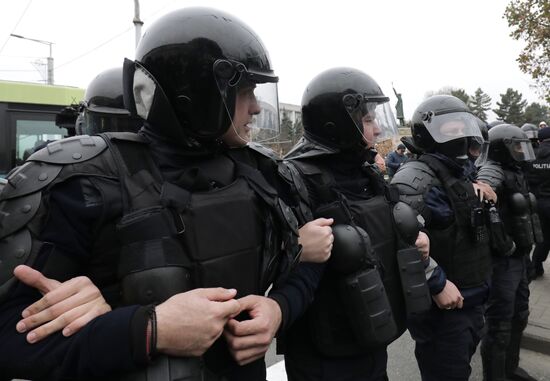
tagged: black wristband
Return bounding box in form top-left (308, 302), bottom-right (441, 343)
top-left (148, 306), bottom-right (158, 358)
top-left (130, 305), bottom-right (153, 365)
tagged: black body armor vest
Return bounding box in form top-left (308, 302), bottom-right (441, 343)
top-left (418, 155), bottom-right (491, 288)
top-left (284, 158), bottom-right (406, 357)
top-left (0, 133), bottom-right (300, 380)
top-left (500, 167), bottom-right (544, 255)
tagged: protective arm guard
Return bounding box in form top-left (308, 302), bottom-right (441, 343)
top-left (330, 224), bottom-right (398, 347)
top-left (476, 161), bottom-right (505, 191)
top-left (392, 202), bottom-right (431, 314)
top-left (528, 193), bottom-right (544, 243)
top-left (0, 136), bottom-right (107, 303)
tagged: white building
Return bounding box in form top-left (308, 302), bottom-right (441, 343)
top-left (279, 102), bottom-right (301, 124)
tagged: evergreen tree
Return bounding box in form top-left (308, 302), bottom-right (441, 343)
top-left (523, 102), bottom-right (550, 125)
top-left (290, 118), bottom-right (304, 144)
top-left (493, 88), bottom-right (527, 125)
top-left (280, 110), bottom-right (293, 140)
top-left (468, 88), bottom-right (492, 121)
top-left (450, 88), bottom-right (470, 105)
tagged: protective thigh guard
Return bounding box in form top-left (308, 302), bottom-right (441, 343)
top-left (331, 225), bottom-right (397, 347)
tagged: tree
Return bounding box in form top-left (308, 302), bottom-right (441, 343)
top-left (425, 87), bottom-right (470, 104)
top-left (280, 110), bottom-right (293, 139)
top-left (523, 102), bottom-right (550, 124)
top-left (289, 118), bottom-right (303, 145)
top-left (468, 88), bottom-right (492, 121)
top-left (450, 89), bottom-right (470, 105)
top-left (493, 88), bottom-right (527, 125)
top-left (504, 0), bottom-right (550, 102)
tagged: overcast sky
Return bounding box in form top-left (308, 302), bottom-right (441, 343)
top-left (0, 0), bottom-right (545, 120)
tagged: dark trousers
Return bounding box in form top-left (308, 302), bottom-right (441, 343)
top-left (407, 304), bottom-right (485, 381)
top-left (485, 256), bottom-right (530, 323)
top-left (284, 346), bottom-right (388, 381)
top-left (533, 198), bottom-right (550, 268)
top-left (482, 256), bottom-right (530, 379)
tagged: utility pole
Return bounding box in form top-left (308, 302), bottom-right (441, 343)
top-left (133, 0), bottom-right (144, 49)
top-left (10, 33), bottom-right (54, 85)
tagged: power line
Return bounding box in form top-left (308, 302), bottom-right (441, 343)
top-left (55, 0), bottom-right (177, 71)
top-left (0, 0), bottom-right (33, 56)
top-left (54, 26), bottom-right (133, 70)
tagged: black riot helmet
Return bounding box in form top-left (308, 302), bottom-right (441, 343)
top-left (301, 67), bottom-right (398, 151)
top-left (487, 120), bottom-right (504, 130)
top-left (488, 124), bottom-right (536, 164)
top-left (77, 67), bottom-right (142, 135)
top-left (411, 95), bottom-right (482, 162)
top-left (125, 7), bottom-right (279, 147)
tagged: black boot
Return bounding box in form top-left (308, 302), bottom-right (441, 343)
top-left (482, 322), bottom-right (511, 381)
top-left (533, 261), bottom-right (544, 279)
top-left (505, 318), bottom-right (537, 381)
top-left (507, 367), bottom-right (537, 381)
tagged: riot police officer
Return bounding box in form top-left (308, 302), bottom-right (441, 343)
top-left (75, 67), bottom-right (143, 135)
top-left (279, 67), bottom-right (432, 381)
top-left (391, 95), bottom-right (493, 381)
top-left (0, 7), bottom-right (328, 380)
top-left (477, 124), bottom-right (542, 381)
top-left (528, 127), bottom-right (550, 278)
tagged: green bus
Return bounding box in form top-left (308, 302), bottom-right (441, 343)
top-left (0, 80), bottom-right (84, 176)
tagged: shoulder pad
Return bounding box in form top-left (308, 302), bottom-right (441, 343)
top-left (287, 158), bottom-right (324, 176)
top-left (477, 161), bottom-right (504, 190)
top-left (390, 160), bottom-right (438, 216)
top-left (28, 135), bottom-right (107, 165)
top-left (246, 142), bottom-right (280, 162)
top-left (0, 228), bottom-right (32, 303)
top-left (390, 160), bottom-right (438, 195)
top-left (0, 191), bottom-right (41, 239)
top-left (279, 160), bottom-right (311, 203)
top-left (1, 161), bottom-right (62, 200)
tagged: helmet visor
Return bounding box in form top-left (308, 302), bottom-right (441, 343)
top-left (249, 81), bottom-right (280, 143)
top-left (343, 93), bottom-right (391, 147)
top-left (214, 60), bottom-right (280, 147)
top-left (373, 101), bottom-right (400, 144)
top-left (421, 111), bottom-right (482, 143)
top-left (503, 138), bottom-right (536, 162)
top-left (78, 109), bottom-right (141, 135)
top-left (474, 138), bottom-right (490, 167)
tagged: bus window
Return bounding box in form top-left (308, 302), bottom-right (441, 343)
top-left (15, 120), bottom-right (68, 164)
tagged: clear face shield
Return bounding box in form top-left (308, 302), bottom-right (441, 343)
top-left (504, 137), bottom-right (536, 162)
top-left (471, 137), bottom-right (489, 166)
top-left (372, 101), bottom-right (401, 152)
top-left (421, 111), bottom-right (483, 144)
top-left (214, 59), bottom-right (280, 148)
top-left (343, 93), bottom-right (397, 149)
